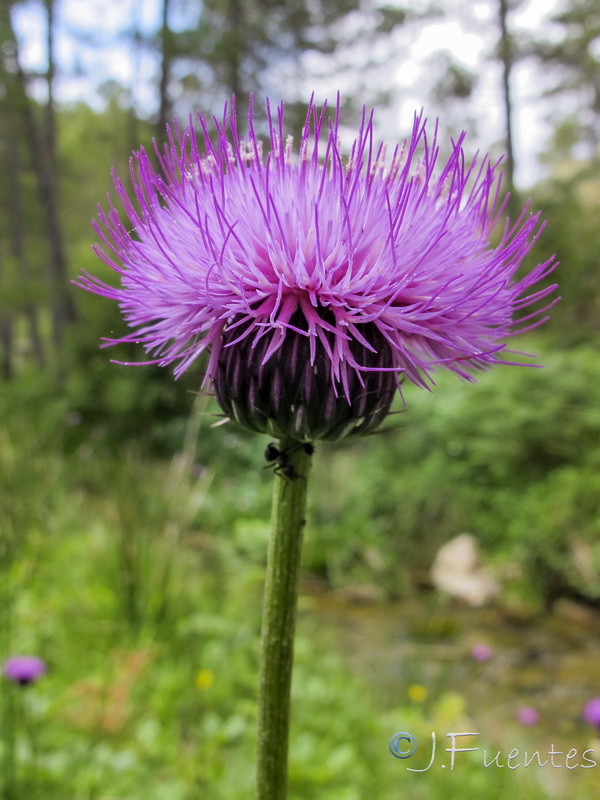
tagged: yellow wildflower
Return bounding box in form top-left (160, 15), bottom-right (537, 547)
top-left (408, 684), bottom-right (428, 703)
top-left (195, 669), bottom-right (214, 690)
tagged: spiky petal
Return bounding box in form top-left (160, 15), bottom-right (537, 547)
top-left (76, 96), bottom-right (557, 439)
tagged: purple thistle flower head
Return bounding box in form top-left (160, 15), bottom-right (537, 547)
top-left (3, 655), bottom-right (46, 686)
top-left (470, 643), bottom-right (493, 662)
top-left (582, 697), bottom-right (600, 729)
top-left (516, 706), bottom-right (539, 726)
top-left (76, 95), bottom-right (557, 441)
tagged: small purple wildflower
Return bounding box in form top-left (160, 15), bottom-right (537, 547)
top-left (582, 697), bottom-right (600, 729)
top-left (3, 656), bottom-right (46, 686)
top-left (470, 643), bottom-right (493, 662)
top-left (76, 95), bottom-right (557, 440)
top-left (516, 706), bottom-right (539, 726)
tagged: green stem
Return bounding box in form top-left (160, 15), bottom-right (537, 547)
top-left (256, 438), bottom-right (313, 800)
top-left (2, 685), bottom-right (17, 800)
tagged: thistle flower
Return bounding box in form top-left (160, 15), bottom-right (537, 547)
top-left (516, 706), bottom-right (539, 726)
top-left (470, 643), bottom-right (493, 662)
top-left (583, 697), bottom-right (600, 730)
top-left (3, 655), bottom-right (46, 686)
top-left (77, 96), bottom-right (557, 441)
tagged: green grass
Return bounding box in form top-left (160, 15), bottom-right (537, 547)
top-left (2, 347), bottom-right (600, 799)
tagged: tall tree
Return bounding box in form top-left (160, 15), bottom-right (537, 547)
top-left (226, 0), bottom-right (242, 99)
top-left (1, 0), bottom-right (77, 354)
top-left (43, 0), bottom-right (57, 166)
top-left (157, 0), bottom-right (174, 136)
top-left (497, 0), bottom-right (516, 200)
top-left (152, 0), bottom-right (413, 128)
top-left (0, 98), bottom-right (46, 372)
top-left (0, 245), bottom-right (14, 379)
top-left (0, 0), bottom-right (51, 373)
top-left (530, 0), bottom-right (600, 161)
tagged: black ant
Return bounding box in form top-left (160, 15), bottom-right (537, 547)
top-left (263, 442), bottom-right (314, 481)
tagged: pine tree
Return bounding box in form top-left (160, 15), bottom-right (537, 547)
top-left (531, 0), bottom-right (600, 160)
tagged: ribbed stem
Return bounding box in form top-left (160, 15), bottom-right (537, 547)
top-left (256, 439), bottom-right (313, 800)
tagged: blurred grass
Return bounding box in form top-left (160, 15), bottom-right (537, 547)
top-left (1, 334), bottom-right (600, 798)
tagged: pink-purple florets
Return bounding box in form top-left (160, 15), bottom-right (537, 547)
top-left (76, 95), bottom-right (557, 412)
top-left (3, 655), bottom-right (46, 686)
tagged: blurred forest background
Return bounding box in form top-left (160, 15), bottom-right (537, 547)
top-left (1, 0), bottom-right (600, 798)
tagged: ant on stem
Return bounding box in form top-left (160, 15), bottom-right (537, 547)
top-left (263, 442), bottom-right (314, 481)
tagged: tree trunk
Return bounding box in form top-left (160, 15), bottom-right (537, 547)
top-left (0, 319), bottom-right (14, 381)
top-left (158, 0), bottom-right (173, 135)
top-left (44, 0), bottom-right (57, 167)
top-left (3, 4), bottom-right (77, 351)
top-left (0, 247), bottom-right (14, 380)
top-left (227, 0), bottom-right (243, 99)
top-left (1, 109), bottom-right (47, 371)
top-left (498, 0), bottom-right (517, 206)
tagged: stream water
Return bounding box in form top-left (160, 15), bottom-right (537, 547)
top-left (300, 590), bottom-right (600, 769)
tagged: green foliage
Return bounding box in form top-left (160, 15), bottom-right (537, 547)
top-left (62, 298), bottom-right (198, 456)
top-left (58, 101), bottom-right (155, 245)
top-left (2, 385), bottom-right (595, 799)
top-left (531, 0), bottom-right (600, 149)
top-left (301, 340), bottom-right (600, 605)
top-left (532, 169), bottom-right (600, 339)
top-left (7, 329), bottom-right (600, 611)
